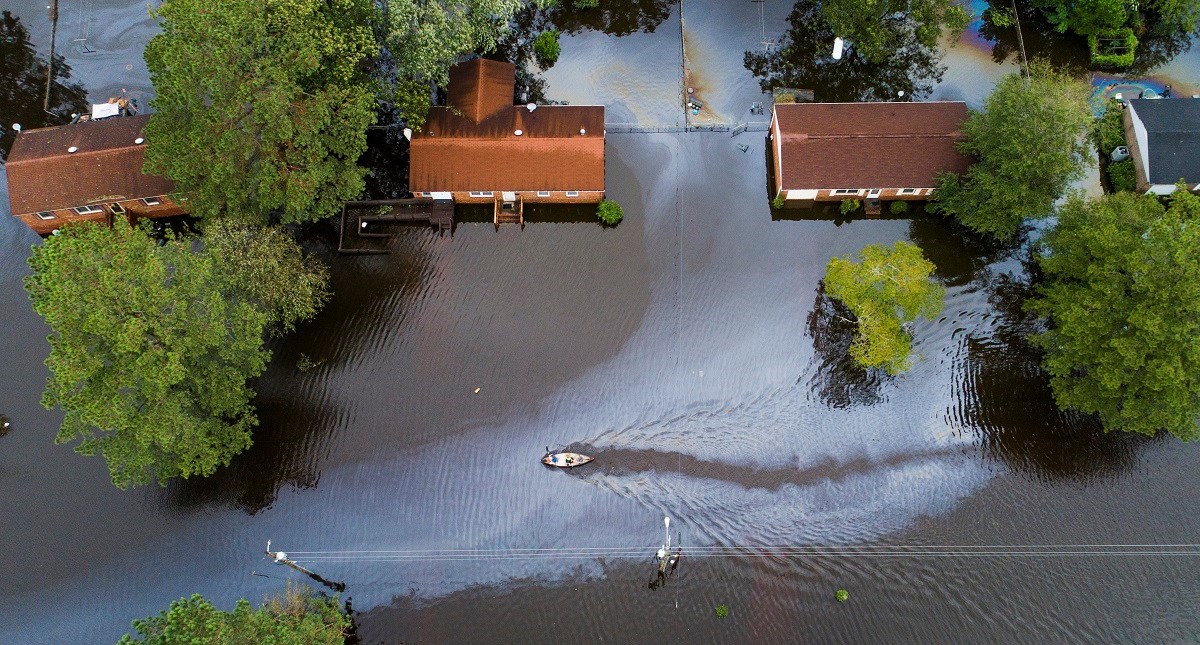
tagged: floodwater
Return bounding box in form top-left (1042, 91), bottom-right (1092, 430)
top-left (3, 0), bottom-right (1200, 642)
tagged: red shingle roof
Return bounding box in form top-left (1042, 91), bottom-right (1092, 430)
top-left (410, 58), bottom-right (605, 193)
top-left (5, 115), bottom-right (175, 216)
top-left (775, 102), bottom-right (972, 190)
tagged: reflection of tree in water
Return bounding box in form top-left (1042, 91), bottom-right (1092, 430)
top-left (0, 11), bottom-right (89, 160)
top-left (907, 217), bottom-right (1013, 288)
top-left (358, 125), bottom-right (411, 200)
top-left (978, 0), bottom-right (1192, 75)
top-left (169, 235), bottom-right (433, 513)
top-left (957, 255), bottom-right (1148, 483)
top-left (548, 0), bottom-right (674, 36)
top-left (744, 0), bottom-right (945, 102)
top-left (806, 285), bottom-right (886, 408)
top-left (494, 6), bottom-right (552, 104)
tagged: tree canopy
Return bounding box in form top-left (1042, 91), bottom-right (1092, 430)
top-left (1029, 188), bottom-right (1200, 440)
top-left (930, 61), bottom-right (1092, 241)
top-left (143, 0), bottom-right (378, 225)
top-left (118, 585), bottom-right (349, 644)
top-left (823, 241), bottom-right (945, 375)
top-left (821, 0), bottom-right (970, 63)
top-left (25, 222), bottom-right (329, 488)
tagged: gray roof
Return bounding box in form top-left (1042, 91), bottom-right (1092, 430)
top-left (1128, 98), bottom-right (1200, 186)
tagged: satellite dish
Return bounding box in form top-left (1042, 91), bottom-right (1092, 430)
top-left (832, 37), bottom-right (844, 60)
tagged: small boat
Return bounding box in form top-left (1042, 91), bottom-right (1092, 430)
top-left (542, 447), bottom-right (593, 468)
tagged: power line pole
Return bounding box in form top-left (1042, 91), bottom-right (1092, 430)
top-left (44, 0), bottom-right (59, 113)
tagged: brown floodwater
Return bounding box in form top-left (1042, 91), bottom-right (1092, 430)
top-left (2, 0), bottom-right (1200, 643)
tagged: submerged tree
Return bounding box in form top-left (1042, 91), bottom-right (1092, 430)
top-left (0, 10), bottom-right (88, 160)
top-left (823, 241), bottom-right (945, 375)
top-left (745, 0), bottom-right (946, 103)
top-left (930, 61), bottom-right (1091, 241)
top-left (1029, 189), bottom-right (1200, 440)
top-left (143, 0), bottom-right (378, 225)
top-left (119, 583), bottom-right (349, 644)
top-left (25, 222), bottom-right (329, 488)
top-left (821, 0), bottom-right (970, 63)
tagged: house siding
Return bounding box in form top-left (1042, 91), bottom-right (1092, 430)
top-left (785, 187), bottom-right (933, 202)
top-left (447, 190), bottom-right (604, 204)
top-left (1124, 107), bottom-right (1153, 193)
top-left (14, 195), bottom-right (187, 235)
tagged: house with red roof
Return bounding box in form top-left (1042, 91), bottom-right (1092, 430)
top-left (5, 114), bottom-right (186, 235)
top-left (769, 102), bottom-right (973, 213)
top-left (409, 58), bottom-right (605, 224)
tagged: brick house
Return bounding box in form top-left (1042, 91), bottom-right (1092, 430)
top-left (5, 114), bottom-right (186, 235)
top-left (1122, 98), bottom-right (1200, 195)
top-left (769, 102), bottom-right (972, 212)
top-left (409, 58), bottom-right (605, 218)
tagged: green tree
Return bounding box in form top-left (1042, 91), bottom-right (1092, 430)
top-left (143, 0), bottom-right (378, 225)
top-left (385, 0), bottom-right (551, 127)
top-left (25, 223), bottom-right (329, 488)
top-left (534, 29), bottom-right (562, 67)
top-left (823, 241), bottom-right (945, 374)
top-left (930, 61), bottom-right (1092, 241)
top-left (119, 584), bottom-right (349, 644)
top-left (1029, 188), bottom-right (1200, 440)
top-left (822, 0), bottom-right (970, 63)
top-left (597, 198), bottom-right (623, 225)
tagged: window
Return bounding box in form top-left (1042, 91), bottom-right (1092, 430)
top-left (36, 211), bottom-right (56, 220)
top-left (830, 189), bottom-right (862, 196)
top-left (897, 188), bottom-right (920, 196)
top-left (537, 191), bottom-right (551, 198)
top-left (468, 191), bottom-right (494, 198)
top-left (109, 202), bottom-right (126, 214)
top-left (73, 205), bottom-right (103, 215)
top-left (565, 191), bottom-right (580, 198)
top-left (141, 196), bottom-right (162, 206)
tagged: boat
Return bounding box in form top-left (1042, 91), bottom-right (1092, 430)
top-left (542, 448), bottom-right (593, 468)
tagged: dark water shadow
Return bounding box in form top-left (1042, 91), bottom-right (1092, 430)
top-left (977, 0), bottom-right (1193, 75)
top-left (0, 10), bottom-right (89, 161)
top-left (358, 126), bottom-right (411, 200)
top-left (957, 254), bottom-right (1150, 483)
top-left (907, 216), bottom-right (1012, 287)
top-left (805, 285), bottom-right (887, 409)
top-left (548, 0), bottom-right (675, 37)
top-left (744, 0), bottom-right (945, 102)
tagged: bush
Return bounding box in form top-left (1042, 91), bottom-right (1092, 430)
top-left (1093, 105), bottom-right (1127, 154)
top-left (573, 0), bottom-right (599, 6)
top-left (1088, 28), bottom-right (1138, 68)
top-left (534, 30), bottom-right (561, 67)
top-left (888, 200), bottom-right (909, 214)
top-left (839, 198), bottom-right (861, 215)
top-left (597, 199), bottom-right (624, 225)
top-left (715, 604), bottom-right (730, 618)
top-left (836, 589), bottom-right (850, 602)
top-left (1108, 158), bottom-right (1137, 192)
top-left (772, 194), bottom-right (786, 209)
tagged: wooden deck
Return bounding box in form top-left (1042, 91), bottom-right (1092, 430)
top-left (338, 198), bottom-right (454, 254)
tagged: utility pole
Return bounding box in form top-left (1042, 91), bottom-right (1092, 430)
top-left (265, 540), bottom-right (347, 592)
top-left (44, 0), bottom-right (59, 113)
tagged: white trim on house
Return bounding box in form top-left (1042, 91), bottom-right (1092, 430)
top-left (536, 191), bottom-right (551, 197)
top-left (897, 188), bottom-right (920, 195)
top-left (786, 189), bottom-right (819, 200)
top-left (1128, 104), bottom-right (1151, 182)
top-left (430, 192), bottom-right (453, 200)
top-left (468, 191), bottom-right (494, 198)
top-left (141, 196), bottom-right (162, 206)
top-left (565, 191), bottom-right (580, 197)
top-left (36, 211), bottom-right (56, 220)
top-left (830, 189), bottom-right (864, 196)
top-left (73, 204), bottom-right (104, 215)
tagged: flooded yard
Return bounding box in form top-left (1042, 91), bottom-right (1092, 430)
top-left (3, 0), bottom-right (1200, 642)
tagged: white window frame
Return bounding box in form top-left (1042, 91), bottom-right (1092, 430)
top-left (73, 204), bottom-right (104, 215)
top-left (536, 191), bottom-right (551, 197)
top-left (830, 189), bottom-right (862, 196)
top-left (36, 211), bottom-right (56, 220)
top-left (109, 202), bottom-right (126, 214)
top-left (565, 191), bottom-right (580, 198)
top-left (468, 191), bottom-right (494, 198)
top-left (897, 188), bottom-right (920, 196)
top-left (142, 196), bottom-right (163, 206)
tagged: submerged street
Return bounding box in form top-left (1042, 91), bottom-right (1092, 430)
top-left (2, 0), bottom-right (1200, 642)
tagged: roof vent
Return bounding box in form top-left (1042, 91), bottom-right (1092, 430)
top-left (134, 137), bottom-right (144, 144)
top-left (514, 129), bottom-right (524, 136)
top-left (67, 146), bottom-right (78, 153)
top-left (527, 103), bottom-right (537, 112)
top-left (580, 128), bottom-right (587, 135)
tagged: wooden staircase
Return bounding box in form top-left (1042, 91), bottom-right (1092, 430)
top-left (493, 194), bottom-right (524, 229)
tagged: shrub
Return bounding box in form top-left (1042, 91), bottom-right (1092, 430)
top-left (1088, 28), bottom-right (1137, 69)
top-left (772, 194), bottom-right (786, 209)
top-left (534, 30), bottom-right (561, 67)
top-left (1092, 105), bottom-right (1127, 155)
top-left (715, 604), bottom-right (730, 618)
top-left (597, 199), bottom-right (624, 225)
top-left (573, 0), bottom-right (599, 6)
top-left (888, 200), bottom-right (909, 214)
top-left (1108, 158), bottom-right (1136, 192)
top-left (839, 198), bottom-right (860, 215)
top-left (836, 589), bottom-right (850, 602)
